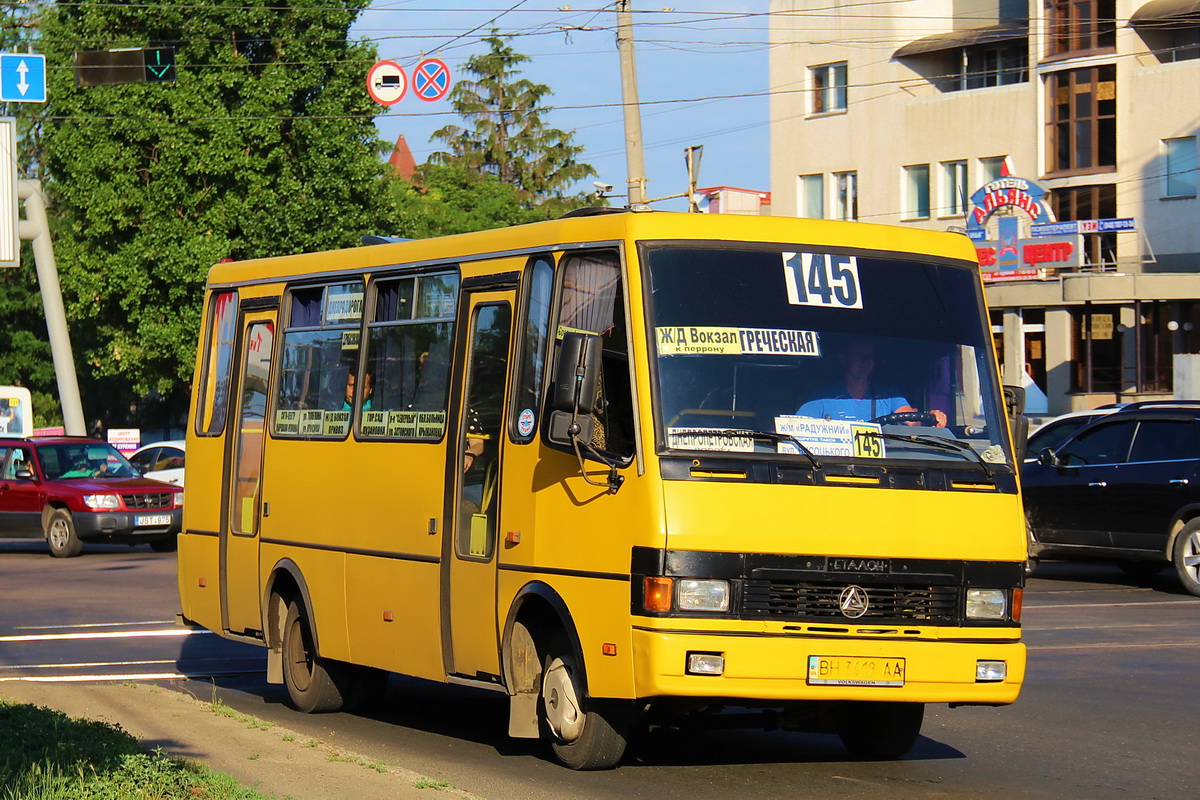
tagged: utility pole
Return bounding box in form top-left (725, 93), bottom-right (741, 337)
top-left (615, 0), bottom-right (646, 205)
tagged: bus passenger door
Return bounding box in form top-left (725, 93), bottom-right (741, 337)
top-left (446, 292), bottom-right (513, 679)
top-left (222, 310), bottom-right (276, 635)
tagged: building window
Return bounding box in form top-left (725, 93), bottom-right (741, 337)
top-left (1165, 137), bottom-right (1197, 198)
top-left (941, 160), bottom-right (968, 216)
top-left (904, 164), bottom-right (931, 220)
top-left (1071, 305), bottom-right (1121, 393)
top-left (1046, 0), bottom-right (1116, 58)
top-left (1137, 22), bottom-right (1200, 64)
top-left (811, 62), bottom-right (847, 114)
top-left (1046, 64), bottom-right (1116, 175)
top-left (834, 171), bottom-right (857, 220)
top-left (799, 173), bottom-right (824, 218)
top-left (961, 44), bottom-right (1028, 89)
top-left (1051, 184), bottom-right (1117, 270)
top-left (980, 156), bottom-right (1008, 183)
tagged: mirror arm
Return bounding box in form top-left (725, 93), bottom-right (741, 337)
top-left (570, 430), bottom-right (626, 494)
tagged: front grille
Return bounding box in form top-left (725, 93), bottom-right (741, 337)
top-left (123, 492), bottom-right (174, 510)
top-left (742, 579), bottom-right (959, 623)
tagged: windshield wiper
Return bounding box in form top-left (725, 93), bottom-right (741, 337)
top-left (872, 431), bottom-right (994, 478)
top-left (713, 428), bottom-right (823, 470)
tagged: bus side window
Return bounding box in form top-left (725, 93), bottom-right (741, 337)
top-left (511, 256), bottom-right (554, 443)
top-left (274, 281), bottom-right (363, 438)
top-left (555, 251), bottom-right (635, 458)
top-left (360, 271), bottom-right (459, 440)
top-left (195, 290), bottom-right (238, 436)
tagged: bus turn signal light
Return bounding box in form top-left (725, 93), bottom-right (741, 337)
top-left (644, 577), bottom-right (673, 612)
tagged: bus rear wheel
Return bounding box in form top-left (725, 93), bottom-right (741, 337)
top-left (836, 702), bottom-right (924, 760)
top-left (541, 637), bottom-right (632, 770)
top-left (282, 599), bottom-right (349, 713)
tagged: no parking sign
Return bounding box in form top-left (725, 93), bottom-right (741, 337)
top-left (412, 58), bottom-right (451, 102)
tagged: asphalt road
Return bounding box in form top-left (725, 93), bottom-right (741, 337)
top-left (1, 540), bottom-right (1197, 799)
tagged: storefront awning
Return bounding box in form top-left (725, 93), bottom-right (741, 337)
top-left (893, 22), bottom-right (1029, 58)
top-left (1131, 0), bottom-right (1200, 24)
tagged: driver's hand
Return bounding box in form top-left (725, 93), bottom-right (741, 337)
top-left (932, 409), bottom-right (948, 428)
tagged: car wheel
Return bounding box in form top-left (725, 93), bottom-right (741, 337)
top-left (836, 701), bottom-right (924, 760)
top-left (148, 535), bottom-right (178, 553)
top-left (281, 599), bottom-right (350, 713)
top-left (1172, 521), bottom-right (1200, 597)
top-left (541, 635), bottom-right (633, 770)
top-left (45, 509), bottom-right (83, 558)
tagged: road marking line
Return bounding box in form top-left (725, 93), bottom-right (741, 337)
top-left (1025, 600), bottom-right (1200, 609)
top-left (0, 659), bottom-right (178, 670)
top-left (1025, 622), bottom-right (1183, 631)
top-left (1031, 641), bottom-right (1200, 651)
top-left (0, 629), bottom-right (210, 643)
top-left (11, 620), bottom-right (176, 631)
top-left (0, 669), bottom-right (257, 683)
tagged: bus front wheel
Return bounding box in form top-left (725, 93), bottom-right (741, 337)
top-left (836, 702), bottom-right (924, 760)
top-left (282, 599), bottom-right (349, 713)
top-left (541, 636), bottom-right (632, 770)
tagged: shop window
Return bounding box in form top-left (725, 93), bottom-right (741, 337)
top-left (1046, 0), bottom-right (1116, 58)
top-left (1046, 64), bottom-right (1116, 176)
top-left (1071, 305), bottom-right (1121, 393)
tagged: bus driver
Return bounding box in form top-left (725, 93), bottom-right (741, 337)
top-left (798, 340), bottom-right (947, 427)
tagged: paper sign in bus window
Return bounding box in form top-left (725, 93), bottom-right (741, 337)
top-left (657, 326), bottom-right (821, 357)
top-left (667, 428), bottom-right (755, 452)
top-left (775, 415), bottom-right (884, 458)
top-left (783, 252), bottom-right (863, 310)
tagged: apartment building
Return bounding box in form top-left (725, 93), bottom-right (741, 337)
top-left (770, 0), bottom-right (1200, 414)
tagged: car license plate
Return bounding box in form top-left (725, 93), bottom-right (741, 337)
top-left (807, 655), bottom-right (905, 687)
top-left (135, 514), bottom-right (172, 527)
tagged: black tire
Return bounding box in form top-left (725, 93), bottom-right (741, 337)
top-left (45, 508), bottom-right (83, 558)
top-left (149, 535), bottom-right (178, 553)
top-left (281, 599), bottom-right (350, 713)
top-left (836, 702), bottom-right (924, 760)
top-left (540, 635), bottom-right (632, 770)
top-left (1115, 560), bottom-right (1164, 581)
top-left (1172, 521), bottom-right (1200, 597)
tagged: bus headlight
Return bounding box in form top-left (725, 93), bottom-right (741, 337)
top-left (677, 579), bottom-right (730, 612)
top-left (966, 588), bottom-right (1008, 620)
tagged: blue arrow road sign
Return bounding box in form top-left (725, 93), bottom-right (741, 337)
top-left (0, 53), bottom-right (47, 103)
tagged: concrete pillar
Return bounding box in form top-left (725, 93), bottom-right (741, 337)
top-left (1045, 307), bottom-right (1074, 415)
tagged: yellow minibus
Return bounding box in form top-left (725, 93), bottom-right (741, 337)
top-left (178, 209), bottom-right (1026, 769)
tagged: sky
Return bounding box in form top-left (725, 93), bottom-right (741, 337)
top-left (350, 1), bottom-right (769, 210)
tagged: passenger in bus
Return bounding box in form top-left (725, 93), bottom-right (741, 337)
top-left (798, 340), bottom-right (946, 426)
top-left (342, 366), bottom-right (373, 411)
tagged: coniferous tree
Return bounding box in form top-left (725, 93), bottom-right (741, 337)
top-left (429, 33), bottom-right (597, 214)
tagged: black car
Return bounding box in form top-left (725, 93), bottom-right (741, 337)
top-left (1022, 401), bottom-right (1200, 596)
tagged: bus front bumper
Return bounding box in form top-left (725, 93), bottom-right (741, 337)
top-left (631, 626), bottom-right (1025, 705)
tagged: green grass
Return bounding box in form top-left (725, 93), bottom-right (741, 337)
top-left (0, 700), bottom-right (272, 800)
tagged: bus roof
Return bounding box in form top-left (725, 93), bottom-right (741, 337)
top-left (205, 210), bottom-right (978, 289)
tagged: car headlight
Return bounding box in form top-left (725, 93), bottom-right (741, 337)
top-left (677, 579), bottom-right (730, 612)
top-left (173, 491), bottom-right (184, 508)
top-left (83, 494), bottom-right (121, 510)
top-left (966, 588), bottom-right (1008, 620)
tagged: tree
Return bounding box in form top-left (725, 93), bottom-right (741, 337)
top-left (430, 33), bottom-right (597, 213)
top-left (30, 0), bottom-right (396, 424)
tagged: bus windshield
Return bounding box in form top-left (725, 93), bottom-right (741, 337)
top-left (646, 245), bottom-right (1012, 468)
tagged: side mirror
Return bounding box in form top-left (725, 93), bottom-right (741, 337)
top-left (1036, 448), bottom-right (1058, 467)
top-left (551, 332), bottom-right (602, 414)
top-left (14, 468), bottom-right (34, 480)
top-left (1001, 384), bottom-right (1029, 464)
top-left (1002, 385), bottom-right (1026, 417)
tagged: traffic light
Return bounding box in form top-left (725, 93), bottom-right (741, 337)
top-left (74, 47), bottom-right (176, 86)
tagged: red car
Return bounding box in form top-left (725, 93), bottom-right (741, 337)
top-left (0, 436), bottom-right (182, 557)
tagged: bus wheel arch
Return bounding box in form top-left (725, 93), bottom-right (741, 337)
top-left (263, 560), bottom-right (317, 686)
top-left (501, 582), bottom-right (632, 770)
